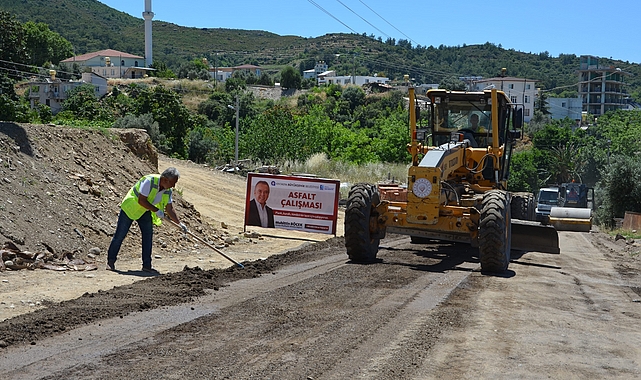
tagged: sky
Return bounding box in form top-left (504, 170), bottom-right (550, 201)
top-left (99, 0), bottom-right (641, 66)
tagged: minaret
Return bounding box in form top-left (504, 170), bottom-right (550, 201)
top-left (142, 0), bottom-right (154, 67)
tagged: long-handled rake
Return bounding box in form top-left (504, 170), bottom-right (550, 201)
top-left (169, 220), bottom-right (244, 269)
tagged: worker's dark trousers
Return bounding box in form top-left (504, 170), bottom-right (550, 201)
top-left (107, 210), bottom-right (153, 269)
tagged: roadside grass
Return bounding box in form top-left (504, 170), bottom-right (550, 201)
top-left (282, 153), bottom-right (408, 199)
top-left (605, 228), bottom-right (641, 241)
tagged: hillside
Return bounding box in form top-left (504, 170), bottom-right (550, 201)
top-left (2, 0), bottom-right (640, 97)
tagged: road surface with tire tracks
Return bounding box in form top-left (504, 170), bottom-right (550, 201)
top-left (2, 231), bottom-right (641, 379)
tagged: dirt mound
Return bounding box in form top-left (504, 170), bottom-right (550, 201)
top-left (0, 122), bottom-right (217, 264)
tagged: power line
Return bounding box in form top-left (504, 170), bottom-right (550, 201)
top-left (306, 0), bottom-right (358, 34)
top-left (335, 0), bottom-right (390, 40)
top-left (358, 0), bottom-right (419, 46)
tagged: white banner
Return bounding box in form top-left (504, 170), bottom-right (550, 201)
top-left (244, 173), bottom-right (340, 235)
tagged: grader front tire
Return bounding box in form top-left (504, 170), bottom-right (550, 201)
top-left (479, 190), bottom-right (511, 272)
top-left (345, 184), bottom-right (381, 263)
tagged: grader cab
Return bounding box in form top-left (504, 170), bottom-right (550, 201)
top-left (344, 88), bottom-right (560, 273)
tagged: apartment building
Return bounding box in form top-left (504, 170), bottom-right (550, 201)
top-left (578, 55), bottom-right (631, 116)
top-left (471, 76), bottom-right (538, 122)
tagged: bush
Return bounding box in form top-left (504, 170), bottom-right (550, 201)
top-left (595, 154), bottom-right (641, 226)
top-left (113, 113), bottom-right (169, 152)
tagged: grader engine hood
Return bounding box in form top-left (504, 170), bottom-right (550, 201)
top-left (406, 141), bottom-right (468, 225)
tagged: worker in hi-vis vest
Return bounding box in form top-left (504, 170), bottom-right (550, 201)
top-left (107, 167), bottom-right (188, 273)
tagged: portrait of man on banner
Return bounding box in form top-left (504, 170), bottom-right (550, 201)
top-left (247, 180), bottom-right (275, 228)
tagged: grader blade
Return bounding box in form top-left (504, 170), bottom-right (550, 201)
top-left (511, 220), bottom-right (560, 254)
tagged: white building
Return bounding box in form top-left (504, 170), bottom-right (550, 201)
top-left (471, 76), bottom-right (537, 122)
top-left (548, 97), bottom-right (583, 121)
top-left (209, 64), bottom-right (262, 82)
top-left (60, 49), bottom-right (153, 79)
top-left (28, 71), bottom-right (108, 114)
top-left (317, 71), bottom-right (389, 86)
top-left (303, 61), bottom-right (329, 80)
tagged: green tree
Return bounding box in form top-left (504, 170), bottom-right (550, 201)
top-left (508, 149), bottom-right (541, 192)
top-left (150, 61), bottom-right (176, 79)
top-left (595, 155), bottom-right (641, 226)
top-left (23, 21), bottom-right (73, 66)
top-left (242, 106), bottom-right (298, 161)
top-left (177, 59), bottom-right (209, 80)
top-left (62, 84), bottom-right (107, 121)
top-left (257, 72), bottom-right (273, 86)
top-left (280, 66), bottom-right (301, 90)
top-left (197, 91), bottom-right (233, 125)
top-left (340, 86), bottom-right (365, 111)
top-left (439, 76), bottom-right (466, 91)
top-left (132, 85), bottom-right (191, 156)
top-left (187, 117), bottom-right (218, 164)
top-left (37, 104), bottom-right (53, 123)
top-left (113, 113), bottom-right (167, 151)
top-left (0, 11), bottom-right (27, 78)
top-left (534, 91), bottom-right (550, 115)
top-left (224, 77), bottom-right (246, 93)
top-left (371, 114), bottom-right (410, 163)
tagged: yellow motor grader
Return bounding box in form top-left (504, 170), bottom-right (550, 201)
top-left (344, 88), bottom-right (560, 272)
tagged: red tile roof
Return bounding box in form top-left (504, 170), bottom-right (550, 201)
top-left (61, 49), bottom-right (143, 63)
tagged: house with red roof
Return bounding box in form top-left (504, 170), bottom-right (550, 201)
top-left (61, 49), bottom-right (154, 79)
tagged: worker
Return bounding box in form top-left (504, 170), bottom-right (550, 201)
top-left (460, 113), bottom-right (480, 147)
top-left (106, 167), bottom-right (188, 273)
top-left (469, 113), bottom-right (480, 131)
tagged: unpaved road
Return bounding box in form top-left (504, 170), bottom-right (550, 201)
top-left (2, 224), bottom-right (641, 379)
top-left (3, 123), bottom-right (640, 379)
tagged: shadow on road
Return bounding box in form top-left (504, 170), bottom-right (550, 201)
top-left (379, 242), bottom-right (478, 273)
top-left (113, 269), bottom-right (162, 277)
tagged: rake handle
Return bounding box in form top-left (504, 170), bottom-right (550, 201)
top-left (169, 220), bottom-right (244, 269)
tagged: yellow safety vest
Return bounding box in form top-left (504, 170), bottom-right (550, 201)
top-left (120, 174), bottom-right (171, 226)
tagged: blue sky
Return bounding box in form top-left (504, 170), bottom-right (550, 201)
top-left (99, 0), bottom-right (641, 65)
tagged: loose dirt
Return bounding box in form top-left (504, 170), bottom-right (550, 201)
top-left (0, 122), bottom-right (339, 322)
top-left (1, 122), bottom-right (641, 379)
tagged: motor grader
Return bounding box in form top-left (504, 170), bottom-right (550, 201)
top-left (344, 88), bottom-right (559, 272)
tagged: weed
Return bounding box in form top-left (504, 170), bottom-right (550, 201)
top-left (606, 228), bottom-right (641, 240)
top-left (281, 153), bottom-right (408, 199)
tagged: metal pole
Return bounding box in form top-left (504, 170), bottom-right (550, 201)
top-left (234, 95), bottom-right (239, 170)
top-left (352, 53), bottom-right (355, 85)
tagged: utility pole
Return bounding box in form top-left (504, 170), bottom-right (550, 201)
top-left (228, 95), bottom-right (240, 171)
top-left (352, 53), bottom-right (356, 85)
top-left (214, 51), bottom-right (218, 88)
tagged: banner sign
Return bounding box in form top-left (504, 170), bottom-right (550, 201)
top-left (244, 173), bottom-right (340, 235)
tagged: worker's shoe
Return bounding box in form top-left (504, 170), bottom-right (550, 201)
top-left (142, 266), bottom-right (159, 274)
top-left (106, 261), bottom-right (115, 271)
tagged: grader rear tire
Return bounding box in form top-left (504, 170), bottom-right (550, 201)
top-left (345, 183), bottom-right (381, 263)
top-left (511, 192), bottom-right (535, 221)
top-left (479, 190), bottom-right (511, 272)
